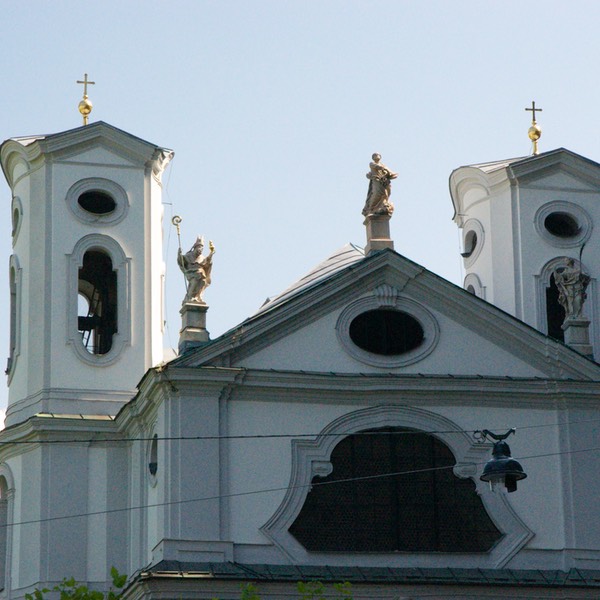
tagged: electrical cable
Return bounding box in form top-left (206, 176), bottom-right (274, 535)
top-left (1, 415), bottom-right (600, 445)
top-left (1, 443), bottom-right (600, 530)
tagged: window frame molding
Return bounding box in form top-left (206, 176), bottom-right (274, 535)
top-left (464, 273), bottom-right (485, 299)
top-left (67, 234), bottom-right (131, 366)
top-left (534, 201), bottom-right (592, 249)
top-left (335, 285), bottom-right (440, 367)
top-left (65, 177), bottom-right (130, 225)
top-left (261, 405), bottom-right (533, 568)
top-left (6, 255), bottom-right (22, 384)
top-left (462, 218), bottom-right (484, 268)
top-left (10, 196), bottom-right (23, 244)
top-left (0, 465), bottom-right (15, 593)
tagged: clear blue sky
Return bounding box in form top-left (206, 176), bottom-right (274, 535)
top-left (1, 1), bottom-right (599, 420)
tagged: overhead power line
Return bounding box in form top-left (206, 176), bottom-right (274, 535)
top-left (1, 444), bottom-right (600, 530)
top-left (1, 416), bottom-right (599, 446)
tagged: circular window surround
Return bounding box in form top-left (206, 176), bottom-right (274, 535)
top-left (11, 196), bottom-right (23, 244)
top-left (461, 219), bottom-right (484, 268)
top-left (66, 177), bottom-right (129, 225)
top-left (336, 286), bottom-right (440, 367)
top-left (534, 201), bottom-right (592, 248)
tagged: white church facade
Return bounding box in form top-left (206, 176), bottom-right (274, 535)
top-left (0, 119), bottom-right (600, 598)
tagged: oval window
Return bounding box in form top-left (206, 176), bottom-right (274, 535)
top-left (349, 309), bottom-right (424, 355)
top-left (462, 230), bottom-right (477, 257)
top-left (77, 191), bottom-right (116, 215)
top-left (544, 212), bottom-right (580, 238)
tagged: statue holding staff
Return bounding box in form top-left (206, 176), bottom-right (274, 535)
top-left (177, 234), bottom-right (215, 304)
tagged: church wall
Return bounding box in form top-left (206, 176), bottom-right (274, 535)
top-left (105, 445), bottom-right (129, 578)
top-left (45, 443), bottom-right (89, 582)
top-left (46, 160), bottom-right (147, 394)
top-left (515, 182), bottom-right (600, 356)
top-left (161, 391), bottom-right (222, 542)
top-left (13, 449), bottom-right (42, 589)
top-left (237, 305), bottom-right (547, 378)
top-left (225, 398), bottom-right (566, 553)
top-left (560, 408), bottom-right (600, 554)
top-left (489, 185), bottom-right (516, 314)
top-left (462, 190), bottom-right (496, 301)
top-left (10, 171), bottom-right (49, 412)
top-left (147, 176), bottom-right (166, 366)
top-left (7, 173), bottom-right (32, 408)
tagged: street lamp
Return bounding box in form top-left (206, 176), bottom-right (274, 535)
top-left (479, 429), bottom-right (527, 493)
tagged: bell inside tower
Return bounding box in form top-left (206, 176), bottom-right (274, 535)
top-left (77, 250), bottom-right (118, 355)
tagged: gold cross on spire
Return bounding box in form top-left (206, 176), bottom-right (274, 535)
top-left (525, 100), bottom-right (543, 156)
top-left (76, 73), bottom-right (95, 126)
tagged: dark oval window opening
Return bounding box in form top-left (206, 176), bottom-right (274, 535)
top-left (544, 212), bottom-right (580, 238)
top-left (78, 191), bottom-right (116, 215)
top-left (461, 230), bottom-right (477, 258)
top-left (349, 309), bottom-right (424, 355)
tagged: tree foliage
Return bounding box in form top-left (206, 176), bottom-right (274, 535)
top-left (25, 567), bottom-right (126, 600)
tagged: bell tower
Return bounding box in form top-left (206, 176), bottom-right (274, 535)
top-left (1, 121), bottom-right (173, 426)
top-left (449, 109), bottom-right (600, 360)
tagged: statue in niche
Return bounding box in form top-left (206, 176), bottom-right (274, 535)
top-left (362, 153), bottom-right (398, 217)
top-left (554, 259), bottom-right (590, 320)
top-left (177, 236), bottom-right (215, 304)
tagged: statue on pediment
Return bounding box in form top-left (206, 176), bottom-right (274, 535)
top-left (362, 153), bottom-right (398, 217)
top-left (177, 236), bottom-right (215, 304)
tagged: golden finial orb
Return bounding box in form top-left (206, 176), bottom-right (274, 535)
top-left (528, 123), bottom-right (542, 142)
top-left (78, 97), bottom-right (93, 117)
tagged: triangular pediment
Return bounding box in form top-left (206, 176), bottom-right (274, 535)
top-left (1, 121), bottom-right (173, 185)
top-left (510, 151), bottom-right (600, 192)
top-left (173, 249), bottom-right (600, 381)
top-left (53, 140), bottom-right (141, 167)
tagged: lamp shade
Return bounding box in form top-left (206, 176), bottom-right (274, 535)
top-left (480, 440), bottom-right (527, 493)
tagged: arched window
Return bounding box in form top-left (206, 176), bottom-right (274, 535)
top-left (536, 257), bottom-right (595, 346)
top-left (262, 406), bottom-right (533, 568)
top-left (6, 256), bottom-right (21, 379)
top-left (463, 273), bottom-right (485, 299)
top-left (289, 427), bottom-right (501, 553)
top-left (77, 250), bottom-right (118, 355)
top-left (67, 235), bottom-right (131, 365)
top-left (546, 273), bottom-right (566, 342)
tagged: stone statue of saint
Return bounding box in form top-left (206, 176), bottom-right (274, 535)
top-left (177, 236), bottom-right (215, 304)
top-left (362, 153), bottom-right (398, 217)
top-left (553, 259), bottom-right (590, 319)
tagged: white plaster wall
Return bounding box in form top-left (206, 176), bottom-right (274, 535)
top-left (516, 180), bottom-right (600, 353)
top-left (238, 305), bottom-right (547, 377)
top-left (489, 185), bottom-right (517, 314)
top-left (225, 400), bottom-right (566, 551)
top-left (6, 141), bottom-right (166, 422)
top-left (461, 191), bottom-right (495, 301)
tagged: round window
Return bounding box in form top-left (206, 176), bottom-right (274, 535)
top-left (66, 178), bottom-right (129, 225)
top-left (535, 202), bottom-right (591, 249)
top-left (77, 191), bottom-right (116, 215)
top-left (544, 212), bottom-right (580, 238)
top-left (349, 309), bottom-right (424, 355)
